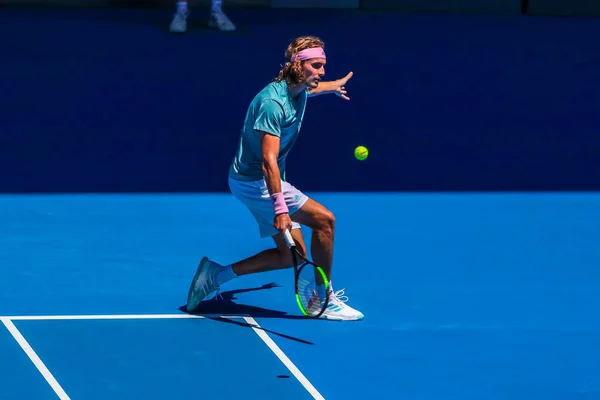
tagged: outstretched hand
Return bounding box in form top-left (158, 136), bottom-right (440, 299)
top-left (333, 72), bottom-right (353, 100)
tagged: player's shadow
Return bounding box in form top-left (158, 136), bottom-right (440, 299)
top-left (180, 282), bottom-right (308, 319)
top-left (179, 283), bottom-right (318, 345)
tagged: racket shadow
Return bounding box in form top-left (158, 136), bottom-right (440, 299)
top-left (178, 282), bottom-right (317, 345)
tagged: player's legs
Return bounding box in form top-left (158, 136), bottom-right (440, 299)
top-left (225, 176), bottom-right (309, 276)
top-left (186, 179), bottom-right (363, 320)
top-left (224, 180), bottom-right (331, 279)
top-left (288, 198), bottom-right (335, 280)
top-left (230, 228), bottom-right (306, 276)
top-left (186, 226), bottom-right (305, 312)
top-left (169, 0), bottom-right (235, 33)
top-left (290, 198), bottom-right (363, 321)
top-left (186, 178), bottom-right (306, 311)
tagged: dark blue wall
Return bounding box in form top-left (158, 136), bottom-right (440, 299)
top-left (528, 0), bottom-right (600, 17)
top-left (1, 8), bottom-right (599, 193)
top-left (360, 0), bottom-right (520, 14)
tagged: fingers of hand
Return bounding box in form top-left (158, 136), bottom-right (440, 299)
top-left (336, 86), bottom-right (349, 100)
top-left (274, 214), bottom-right (293, 232)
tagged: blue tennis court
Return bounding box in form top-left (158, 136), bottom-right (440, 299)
top-left (2, 4), bottom-right (600, 399)
top-left (1, 192), bottom-right (599, 399)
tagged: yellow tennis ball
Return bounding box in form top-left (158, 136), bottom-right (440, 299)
top-left (354, 145), bottom-right (368, 160)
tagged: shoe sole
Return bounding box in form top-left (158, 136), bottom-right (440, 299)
top-left (319, 313), bottom-right (364, 322)
top-left (186, 257), bottom-right (209, 312)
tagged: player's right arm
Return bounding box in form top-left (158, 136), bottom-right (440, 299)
top-left (261, 132), bottom-right (293, 233)
top-left (254, 99), bottom-right (293, 233)
top-left (261, 132), bottom-right (283, 196)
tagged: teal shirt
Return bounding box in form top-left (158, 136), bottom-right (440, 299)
top-left (229, 80), bottom-right (308, 182)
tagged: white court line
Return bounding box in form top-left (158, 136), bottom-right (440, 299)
top-left (244, 316), bottom-right (325, 400)
top-left (1, 318), bottom-right (71, 400)
top-left (1, 314), bottom-right (323, 399)
top-left (2, 314), bottom-right (245, 321)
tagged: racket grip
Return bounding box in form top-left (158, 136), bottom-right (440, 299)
top-left (283, 229), bottom-right (295, 248)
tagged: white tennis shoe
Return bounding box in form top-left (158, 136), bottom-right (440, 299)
top-left (320, 288), bottom-right (364, 321)
top-left (186, 257), bottom-right (221, 312)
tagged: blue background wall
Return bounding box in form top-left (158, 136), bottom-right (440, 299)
top-left (359, 0), bottom-right (520, 14)
top-left (1, 6), bottom-right (598, 193)
top-left (528, 0), bottom-right (600, 17)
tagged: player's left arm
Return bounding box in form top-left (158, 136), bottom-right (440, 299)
top-left (308, 72), bottom-right (353, 100)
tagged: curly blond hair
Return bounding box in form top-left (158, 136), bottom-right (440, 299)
top-left (274, 36), bottom-right (325, 85)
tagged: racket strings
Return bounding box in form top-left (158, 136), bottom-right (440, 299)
top-left (297, 276), bottom-right (318, 304)
top-left (297, 267), bottom-right (327, 316)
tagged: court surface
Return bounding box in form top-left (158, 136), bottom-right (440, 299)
top-left (1, 192), bottom-right (599, 399)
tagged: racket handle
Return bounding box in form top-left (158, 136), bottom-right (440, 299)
top-left (283, 229), bottom-right (295, 248)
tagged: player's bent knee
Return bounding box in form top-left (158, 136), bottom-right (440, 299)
top-left (318, 209), bottom-right (335, 233)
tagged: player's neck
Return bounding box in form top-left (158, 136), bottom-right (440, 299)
top-left (287, 82), bottom-right (306, 99)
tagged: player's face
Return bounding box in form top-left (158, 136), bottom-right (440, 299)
top-left (303, 58), bottom-right (326, 89)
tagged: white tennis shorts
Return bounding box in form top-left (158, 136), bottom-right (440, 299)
top-left (228, 177), bottom-right (309, 238)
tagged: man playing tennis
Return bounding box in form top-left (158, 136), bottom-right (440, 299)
top-left (186, 36), bottom-right (364, 321)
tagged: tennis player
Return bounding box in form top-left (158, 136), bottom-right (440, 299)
top-left (169, 0), bottom-right (235, 33)
top-left (186, 36), bottom-right (363, 321)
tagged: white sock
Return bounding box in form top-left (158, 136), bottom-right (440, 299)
top-left (211, 0), bottom-right (222, 11)
top-left (176, 1), bottom-right (188, 12)
top-left (216, 264), bottom-right (237, 285)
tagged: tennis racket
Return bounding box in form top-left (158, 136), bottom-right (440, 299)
top-left (283, 229), bottom-right (330, 318)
